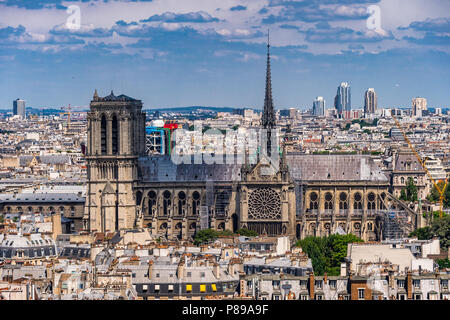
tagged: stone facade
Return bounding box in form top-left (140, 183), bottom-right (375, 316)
top-left (85, 91), bottom-right (398, 242)
top-left (84, 90), bottom-right (146, 233)
top-left (391, 148), bottom-right (427, 199)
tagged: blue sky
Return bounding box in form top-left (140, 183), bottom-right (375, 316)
top-left (0, 0), bottom-right (449, 110)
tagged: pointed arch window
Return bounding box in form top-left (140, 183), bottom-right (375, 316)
top-left (112, 115), bottom-right (119, 154)
top-left (101, 115), bottom-right (107, 155)
top-left (192, 191), bottom-right (200, 215)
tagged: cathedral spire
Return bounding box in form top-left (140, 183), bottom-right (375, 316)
top-left (262, 29), bottom-right (275, 129)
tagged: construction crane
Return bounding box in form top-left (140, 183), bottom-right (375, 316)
top-left (392, 114), bottom-right (448, 218)
top-left (59, 105), bottom-right (72, 132)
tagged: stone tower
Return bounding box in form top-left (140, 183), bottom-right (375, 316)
top-left (84, 90), bottom-right (146, 233)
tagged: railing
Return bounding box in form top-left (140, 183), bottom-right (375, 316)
top-left (337, 210), bottom-right (348, 217)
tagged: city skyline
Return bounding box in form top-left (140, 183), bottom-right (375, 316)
top-left (0, 0), bottom-right (449, 110)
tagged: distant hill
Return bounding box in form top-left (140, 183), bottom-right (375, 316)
top-left (145, 106), bottom-right (261, 113)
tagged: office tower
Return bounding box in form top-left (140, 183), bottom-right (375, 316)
top-left (13, 99), bottom-right (26, 118)
top-left (412, 97), bottom-right (427, 117)
top-left (364, 88), bottom-right (377, 115)
top-left (312, 97), bottom-right (325, 116)
top-left (334, 82), bottom-right (351, 114)
top-left (280, 108), bottom-right (297, 119)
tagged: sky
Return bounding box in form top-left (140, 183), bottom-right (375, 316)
top-left (0, 0), bottom-right (449, 110)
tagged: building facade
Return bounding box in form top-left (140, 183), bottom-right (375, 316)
top-left (312, 97), bottom-right (325, 116)
top-left (412, 97), bottom-right (427, 117)
top-left (334, 82), bottom-right (351, 115)
top-left (364, 88), bottom-right (377, 116)
top-left (84, 45), bottom-right (414, 242)
top-left (13, 99), bottom-right (26, 119)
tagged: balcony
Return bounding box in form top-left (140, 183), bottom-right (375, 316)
top-left (322, 209), bottom-right (333, 217)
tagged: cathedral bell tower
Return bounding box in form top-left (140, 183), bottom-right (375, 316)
top-left (84, 90), bottom-right (146, 233)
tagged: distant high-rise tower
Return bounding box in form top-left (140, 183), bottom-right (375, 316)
top-left (13, 99), bottom-right (26, 118)
top-left (312, 97), bottom-right (325, 116)
top-left (364, 88), bottom-right (377, 115)
top-left (412, 97), bottom-right (427, 117)
top-left (334, 82), bottom-right (351, 115)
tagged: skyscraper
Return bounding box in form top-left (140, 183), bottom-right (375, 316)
top-left (334, 82), bottom-right (351, 115)
top-left (364, 88), bottom-right (377, 115)
top-left (312, 97), bottom-right (325, 116)
top-left (412, 97), bottom-right (427, 117)
top-left (13, 99), bottom-right (26, 118)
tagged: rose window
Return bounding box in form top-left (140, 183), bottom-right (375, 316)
top-left (248, 188), bottom-right (281, 219)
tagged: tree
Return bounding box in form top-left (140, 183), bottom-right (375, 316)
top-left (400, 189), bottom-right (407, 201)
top-left (295, 234), bottom-right (363, 276)
top-left (437, 258), bottom-right (450, 269)
top-left (193, 229), bottom-right (218, 246)
top-left (427, 181), bottom-right (450, 208)
top-left (372, 118), bottom-right (379, 126)
top-left (0, 215), bottom-right (3, 223)
top-left (193, 229), bottom-right (235, 245)
top-left (236, 228), bottom-right (258, 237)
top-left (400, 177), bottom-right (418, 202)
top-left (409, 226), bottom-right (433, 240)
top-left (409, 215), bottom-right (450, 251)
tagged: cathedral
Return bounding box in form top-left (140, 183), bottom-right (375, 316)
top-left (84, 41), bottom-right (403, 242)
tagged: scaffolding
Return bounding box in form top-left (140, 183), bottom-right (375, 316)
top-left (145, 127), bottom-right (165, 155)
top-left (382, 210), bottom-right (412, 240)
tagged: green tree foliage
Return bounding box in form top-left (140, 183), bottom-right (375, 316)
top-left (193, 229), bottom-right (219, 245)
top-left (193, 229), bottom-right (241, 246)
top-left (399, 177), bottom-right (418, 202)
top-left (236, 228), bottom-right (258, 237)
top-left (295, 234), bottom-right (363, 276)
top-left (409, 226), bottom-right (433, 240)
top-left (0, 215), bottom-right (3, 223)
top-left (426, 181), bottom-right (450, 208)
top-left (409, 215), bottom-right (450, 251)
top-left (437, 258), bottom-right (450, 269)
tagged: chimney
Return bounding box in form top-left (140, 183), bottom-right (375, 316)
top-left (213, 263), bottom-right (220, 280)
top-left (388, 271), bottom-right (394, 288)
top-left (228, 262), bottom-right (235, 276)
top-left (51, 213), bottom-right (62, 240)
top-left (177, 260), bottom-right (185, 280)
top-left (309, 272), bottom-right (315, 300)
top-left (406, 270), bottom-right (413, 300)
top-left (148, 260), bottom-right (153, 279)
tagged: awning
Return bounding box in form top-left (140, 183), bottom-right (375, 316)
top-left (211, 284), bottom-right (217, 292)
top-left (200, 285), bottom-right (206, 293)
top-left (186, 284), bottom-right (192, 292)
